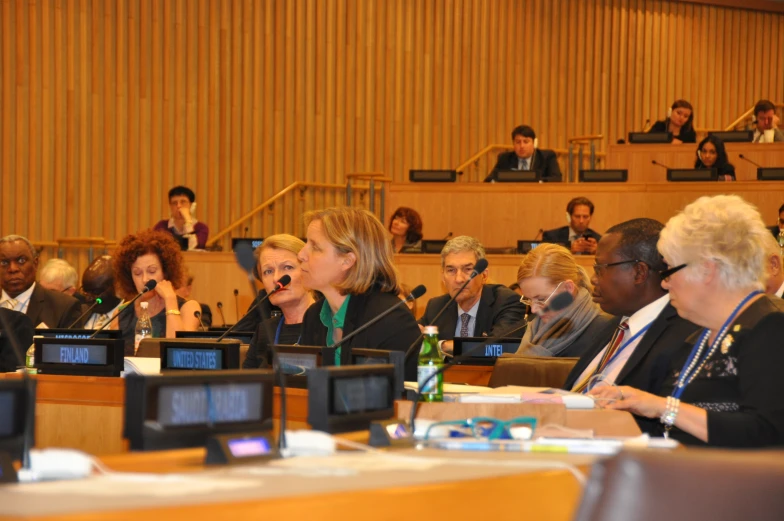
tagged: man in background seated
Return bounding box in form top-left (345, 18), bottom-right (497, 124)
top-left (0, 308), bottom-right (34, 373)
top-left (38, 258), bottom-right (78, 297)
top-left (484, 125), bottom-right (562, 182)
top-left (153, 186), bottom-right (209, 250)
top-left (175, 272), bottom-right (213, 329)
top-left (418, 236), bottom-right (526, 354)
top-left (0, 235), bottom-right (82, 329)
top-left (78, 255), bottom-right (124, 329)
top-left (768, 203), bottom-right (784, 240)
top-left (542, 197), bottom-right (602, 255)
top-left (764, 235), bottom-right (784, 299)
top-left (752, 99), bottom-right (784, 143)
top-left (564, 219), bottom-right (699, 403)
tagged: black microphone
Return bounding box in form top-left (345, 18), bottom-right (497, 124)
top-left (67, 297), bottom-right (104, 329)
top-left (216, 301), bottom-right (226, 326)
top-left (651, 159), bottom-right (672, 170)
top-left (409, 291), bottom-right (575, 433)
top-left (443, 232), bottom-right (453, 241)
top-left (194, 310), bottom-right (206, 332)
top-left (89, 280), bottom-right (158, 338)
top-left (0, 310), bottom-right (35, 470)
top-left (328, 285), bottom-right (427, 351)
top-left (234, 242), bottom-right (260, 298)
top-left (739, 154), bottom-right (763, 168)
top-left (403, 258), bottom-right (489, 361)
top-left (533, 228), bottom-right (544, 241)
top-left (243, 226), bottom-right (250, 238)
top-left (217, 275), bottom-right (291, 342)
top-left (233, 289), bottom-right (240, 323)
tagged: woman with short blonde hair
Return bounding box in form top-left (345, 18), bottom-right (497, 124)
top-left (298, 207), bottom-right (420, 379)
top-left (592, 195), bottom-right (784, 447)
top-left (516, 243), bottom-right (614, 358)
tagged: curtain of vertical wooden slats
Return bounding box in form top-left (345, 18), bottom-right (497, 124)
top-left (2, 0), bottom-right (783, 242)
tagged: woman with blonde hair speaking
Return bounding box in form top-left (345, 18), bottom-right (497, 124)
top-left (591, 195), bottom-right (784, 447)
top-left (298, 207), bottom-right (421, 379)
top-left (516, 243), bottom-right (615, 358)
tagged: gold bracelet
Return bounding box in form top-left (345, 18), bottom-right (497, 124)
top-left (165, 309), bottom-right (181, 316)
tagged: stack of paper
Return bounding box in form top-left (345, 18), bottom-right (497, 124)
top-left (123, 357), bottom-right (161, 376)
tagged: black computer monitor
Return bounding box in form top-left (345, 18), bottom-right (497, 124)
top-left (124, 370), bottom-right (274, 451)
top-left (667, 168), bottom-right (718, 182)
top-left (579, 169), bottom-right (628, 182)
top-left (757, 168), bottom-right (784, 181)
top-left (348, 348), bottom-right (405, 398)
top-left (494, 170), bottom-right (540, 182)
top-left (420, 240), bottom-right (448, 254)
top-left (409, 169), bottom-right (457, 182)
top-left (452, 337), bottom-right (522, 365)
top-left (0, 378), bottom-right (35, 463)
top-left (708, 131), bottom-right (754, 143)
top-left (231, 238), bottom-right (264, 252)
top-left (517, 240), bottom-right (547, 254)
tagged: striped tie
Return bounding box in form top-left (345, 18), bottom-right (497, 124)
top-left (460, 313), bottom-right (471, 337)
top-left (0, 299), bottom-right (18, 310)
top-left (572, 319), bottom-right (630, 393)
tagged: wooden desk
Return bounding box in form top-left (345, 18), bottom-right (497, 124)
top-left (606, 142), bottom-right (784, 182)
top-left (387, 181), bottom-right (784, 246)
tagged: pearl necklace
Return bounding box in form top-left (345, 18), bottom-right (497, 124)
top-left (673, 290), bottom-right (761, 399)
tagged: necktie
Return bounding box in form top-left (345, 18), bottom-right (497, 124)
top-left (94, 314), bottom-right (108, 329)
top-left (1, 298), bottom-right (18, 310)
top-left (460, 313), bottom-right (471, 337)
top-left (573, 319), bottom-right (630, 392)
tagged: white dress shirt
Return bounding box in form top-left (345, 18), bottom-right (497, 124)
top-left (776, 280), bottom-right (784, 299)
top-left (574, 294), bottom-right (670, 388)
top-left (1, 282), bottom-right (36, 314)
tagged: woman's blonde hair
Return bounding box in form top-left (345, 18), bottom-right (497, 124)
top-left (658, 195), bottom-right (769, 291)
top-left (517, 243), bottom-right (592, 289)
top-left (304, 207), bottom-right (398, 294)
top-left (255, 234), bottom-right (306, 261)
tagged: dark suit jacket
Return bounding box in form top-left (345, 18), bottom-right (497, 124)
top-left (25, 284), bottom-right (83, 329)
top-left (556, 312), bottom-right (618, 359)
top-left (300, 289), bottom-right (421, 380)
top-left (769, 225), bottom-right (781, 240)
top-left (649, 120), bottom-right (697, 143)
top-left (0, 308), bottom-right (34, 372)
top-left (485, 149), bottom-right (562, 182)
top-left (418, 284), bottom-right (527, 341)
top-left (541, 226), bottom-right (602, 245)
top-left (562, 302), bottom-right (700, 394)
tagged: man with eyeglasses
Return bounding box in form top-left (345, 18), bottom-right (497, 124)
top-left (418, 236), bottom-right (526, 354)
top-left (0, 235), bottom-right (82, 329)
top-left (767, 203), bottom-right (784, 241)
top-left (38, 258), bottom-right (79, 297)
top-left (563, 219), bottom-right (699, 402)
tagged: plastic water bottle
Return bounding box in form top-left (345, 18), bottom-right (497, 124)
top-left (25, 344), bottom-right (36, 374)
top-left (134, 302), bottom-right (152, 355)
top-left (417, 325), bottom-right (443, 403)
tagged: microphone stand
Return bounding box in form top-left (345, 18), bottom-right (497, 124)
top-left (194, 311), bottom-right (206, 332)
top-left (89, 281), bottom-right (157, 338)
top-left (216, 302), bottom-right (226, 326)
top-left (66, 297), bottom-right (103, 329)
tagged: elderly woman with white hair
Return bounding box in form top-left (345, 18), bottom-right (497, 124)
top-left (591, 195), bottom-right (784, 447)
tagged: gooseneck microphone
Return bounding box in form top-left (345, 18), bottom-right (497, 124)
top-left (739, 154), bottom-right (763, 168)
top-left (216, 302), bottom-right (226, 326)
top-left (443, 232), bottom-right (453, 241)
top-left (89, 280), bottom-right (158, 338)
top-left (409, 291), bottom-right (575, 433)
top-left (534, 228), bottom-right (544, 241)
top-left (0, 310), bottom-right (35, 470)
top-left (233, 289), bottom-right (240, 323)
top-left (243, 226), bottom-right (250, 238)
top-left (403, 258), bottom-right (489, 361)
top-left (651, 159), bottom-right (672, 170)
top-left (216, 275), bottom-right (291, 342)
top-left (67, 297), bottom-right (104, 329)
top-left (194, 311), bottom-right (206, 332)
top-left (328, 285), bottom-right (427, 351)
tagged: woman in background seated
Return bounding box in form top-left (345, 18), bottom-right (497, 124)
top-left (113, 230), bottom-right (200, 354)
top-left (695, 135), bottom-right (736, 181)
top-left (591, 195), bottom-right (784, 447)
top-left (388, 207), bottom-right (423, 253)
top-left (516, 244), bottom-right (615, 358)
top-left (299, 207), bottom-right (421, 379)
top-left (648, 99), bottom-right (696, 144)
top-left (242, 234), bottom-right (315, 369)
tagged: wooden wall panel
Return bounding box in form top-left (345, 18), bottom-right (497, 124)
top-left (2, 0), bottom-right (783, 247)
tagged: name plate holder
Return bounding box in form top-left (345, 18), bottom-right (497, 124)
top-left (158, 339), bottom-right (241, 371)
top-left (124, 370), bottom-right (275, 452)
top-left (34, 337), bottom-right (123, 377)
top-left (452, 337), bottom-right (521, 366)
top-left (307, 365), bottom-right (396, 434)
top-left (271, 345), bottom-right (339, 389)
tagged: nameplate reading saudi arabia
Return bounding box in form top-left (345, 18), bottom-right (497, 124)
top-left (41, 343), bottom-right (108, 365)
top-left (166, 347), bottom-right (223, 370)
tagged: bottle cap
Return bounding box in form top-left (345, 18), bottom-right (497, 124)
top-left (423, 325), bottom-right (438, 335)
top-left (140, 302), bottom-right (149, 310)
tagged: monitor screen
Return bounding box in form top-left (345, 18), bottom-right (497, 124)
top-left (40, 342), bottom-right (108, 365)
top-left (0, 392), bottom-right (15, 438)
top-left (156, 382), bottom-right (263, 427)
top-left (278, 353), bottom-right (318, 375)
top-left (165, 347), bottom-right (223, 370)
top-left (227, 437), bottom-right (272, 458)
top-left (332, 375), bottom-right (390, 415)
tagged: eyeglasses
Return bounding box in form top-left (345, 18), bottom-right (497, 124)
top-left (520, 281), bottom-right (563, 308)
top-left (659, 263), bottom-right (687, 281)
top-left (423, 416), bottom-right (538, 441)
top-left (592, 259), bottom-right (641, 277)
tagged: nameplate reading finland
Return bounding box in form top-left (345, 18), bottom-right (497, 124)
top-left (166, 347), bottom-right (223, 370)
top-left (41, 344), bottom-right (108, 365)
